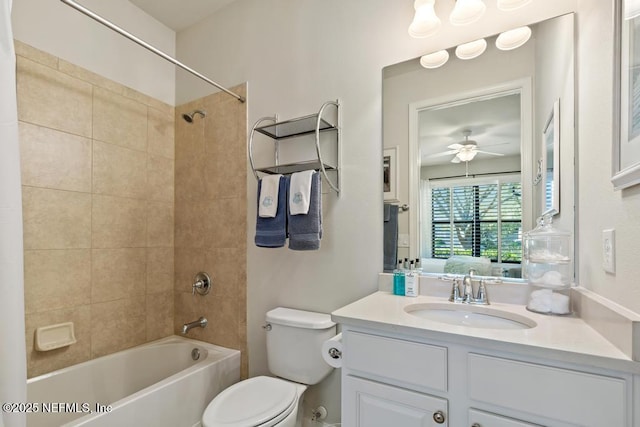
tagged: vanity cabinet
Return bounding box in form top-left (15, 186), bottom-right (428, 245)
top-left (341, 328), bottom-right (633, 427)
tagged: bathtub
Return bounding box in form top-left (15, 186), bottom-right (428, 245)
top-left (26, 336), bottom-right (240, 427)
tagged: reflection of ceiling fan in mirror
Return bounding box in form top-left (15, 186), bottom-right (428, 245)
top-left (429, 130), bottom-right (505, 163)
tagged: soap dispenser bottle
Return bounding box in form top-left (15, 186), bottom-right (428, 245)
top-left (405, 261), bottom-right (419, 297)
top-left (393, 259), bottom-right (405, 296)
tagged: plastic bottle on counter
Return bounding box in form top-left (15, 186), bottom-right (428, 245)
top-left (405, 261), bottom-right (419, 297)
top-left (414, 258), bottom-right (423, 275)
top-left (393, 259), bottom-right (405, 296)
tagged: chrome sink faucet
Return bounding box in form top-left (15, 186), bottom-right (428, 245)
top-left (448, 270), bottom-right (489, 305)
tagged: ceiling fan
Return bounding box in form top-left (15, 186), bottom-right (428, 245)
top-left (428, 130), bottom-right (505, 163)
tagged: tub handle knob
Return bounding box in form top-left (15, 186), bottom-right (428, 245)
top-left (192, 272), bottom-right (212, 295)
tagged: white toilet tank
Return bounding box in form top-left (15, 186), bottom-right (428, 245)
top-left (266, 307), bottom-right (336, 385)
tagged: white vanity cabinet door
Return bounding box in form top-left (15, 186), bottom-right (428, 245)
top-left (343, 375), bottom-right (448, 427)
top-left (469, 408), bottom-right (542, 427)
top-left (467, 353), bottom-right (628, 426)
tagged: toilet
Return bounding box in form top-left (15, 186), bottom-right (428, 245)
top-left (202, 307), bottom-right (337, 427)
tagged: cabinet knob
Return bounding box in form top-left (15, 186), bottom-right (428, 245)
top-left (471, 424), bottom-right (481, 427)
top-left (433, 410), bottom-right (446, 424)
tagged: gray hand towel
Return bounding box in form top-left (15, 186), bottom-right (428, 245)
top-left (288, 172), bottom-right (322, 250)
top-left (383, 204), bottom-right (398, 272)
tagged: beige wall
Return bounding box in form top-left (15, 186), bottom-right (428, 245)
top-left (12, 0), bottom-right (177, 105)
top-left (173, 86), bottom-right (248, 378)
top-left (16, 41), bottom-right (175, 378)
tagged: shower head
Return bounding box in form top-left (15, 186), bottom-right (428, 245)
top-left (182, 109), bottom-right (206, 123)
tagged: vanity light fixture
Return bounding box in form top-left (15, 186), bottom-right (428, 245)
top-left (420, 50), bottom-right (450, 68)
top-left (455, 38), bottom-right (487, 60)
top-left (450, 0), bottom-right (486, 26)
top-left (408, 0), bottom-right (441, 38)
top-left (496, 26), bottom-right (532, 50)
top-left (496, 0), bottom-right (532, 12)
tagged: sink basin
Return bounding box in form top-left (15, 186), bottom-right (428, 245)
top-left (404, 303), bottom-right (537, 330)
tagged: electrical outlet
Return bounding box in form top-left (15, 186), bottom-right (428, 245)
top-left (602, 229), bottom-right (616, 274)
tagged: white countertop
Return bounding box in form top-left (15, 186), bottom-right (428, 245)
top-left (332, 291), bottom-right (640, 374)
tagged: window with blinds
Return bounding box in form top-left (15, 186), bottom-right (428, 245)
top-left (430, 178), bottom-right (522, 263)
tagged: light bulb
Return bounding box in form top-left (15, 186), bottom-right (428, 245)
top-left (455, 38), bottom-right (487, 60)
top-left (450, 0), bottom-right (486, 26)
top-left (408, 0), bottom-right (441, 38)
top-left (420, 50), bottom-right (450, 69)
top-left (496, 26), bottom-right (532, 51)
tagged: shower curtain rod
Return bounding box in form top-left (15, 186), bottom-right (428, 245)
top-left (59, 0), bottom-right (245, 103)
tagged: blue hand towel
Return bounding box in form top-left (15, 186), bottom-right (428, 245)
top-left (255, 175), bottom-right (288, 248)
top-left (383, 204), bottom-right (398, 272)
top-left (288, 172), bottom-right (322, 250)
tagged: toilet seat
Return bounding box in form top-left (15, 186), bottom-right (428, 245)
top-left (202, 376), bottom-right (298, 427)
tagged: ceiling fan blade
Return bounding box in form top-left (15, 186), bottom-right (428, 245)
top-left (427, 149), bottom-right (459, 158)
top-left (481, 141), bottom-right (511, 148)
top-left (451, 155), bottom-right (461, 163)
top-left (476, 150), bottom-right (505, 156)
top-left (447, 144), bottom-right (464, 150)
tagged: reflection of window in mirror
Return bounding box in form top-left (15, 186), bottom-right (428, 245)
top-left (425, 176), bottom-right (522, 265)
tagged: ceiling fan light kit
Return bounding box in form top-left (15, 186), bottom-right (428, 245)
top-left (428, 130), bottom-right (505, 164)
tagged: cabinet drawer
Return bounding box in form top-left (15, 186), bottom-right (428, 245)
top-left (344, 375), bottom-right (448, 427)
top-left (467, 353), bottom-right (627, 426)
top-left (469, 408), bottom-right (541, 427)
top-left (344, 331), bottom-right (447, 392)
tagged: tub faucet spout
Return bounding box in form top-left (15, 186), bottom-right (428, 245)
top-left (182, 317), bottom-right (207, 334)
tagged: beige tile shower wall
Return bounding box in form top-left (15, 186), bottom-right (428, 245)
top-left (15, 41), bottom-right (175, 378)
top-left (174, 86), bottom-right (248, 378)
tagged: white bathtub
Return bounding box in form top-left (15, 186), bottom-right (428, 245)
top-left (26, 336), bottom-right (240, 427)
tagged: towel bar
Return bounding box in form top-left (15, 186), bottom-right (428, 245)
top-left (248, 101), bottom-right (341, 195)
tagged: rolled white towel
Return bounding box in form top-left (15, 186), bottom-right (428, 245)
top-left (551, 292), bottom-right (571, 314)
top-left (527, 289), bottom-right (553, 313)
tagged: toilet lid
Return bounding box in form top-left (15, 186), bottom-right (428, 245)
top-left (203, 376), bottom-right (297, 427)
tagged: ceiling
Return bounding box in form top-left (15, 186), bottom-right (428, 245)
top-left (129, 0), bottom-right (236, 32)
top-left (418, 92), bottom-right (521, 166)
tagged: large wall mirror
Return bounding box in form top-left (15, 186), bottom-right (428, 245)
top-left (383, 13), bottom-right (575, 282)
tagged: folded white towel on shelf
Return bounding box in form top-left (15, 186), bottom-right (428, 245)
top-left (258, 174), bottom-right (283, 218)
top-left (289, 170), bottom-right (316, 215)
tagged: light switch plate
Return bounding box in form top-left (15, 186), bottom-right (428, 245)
top-left (602, 229), bottom-right (616, 274)
top-left (398, 234), bottom-right (410, 248)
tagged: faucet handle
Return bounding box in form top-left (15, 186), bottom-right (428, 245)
top-left (448, 278), bottom-right (462, 302)
top-left (475, 280), bottom-right (489, 305)
top-left (192, 272), bottom-right (212, 295)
